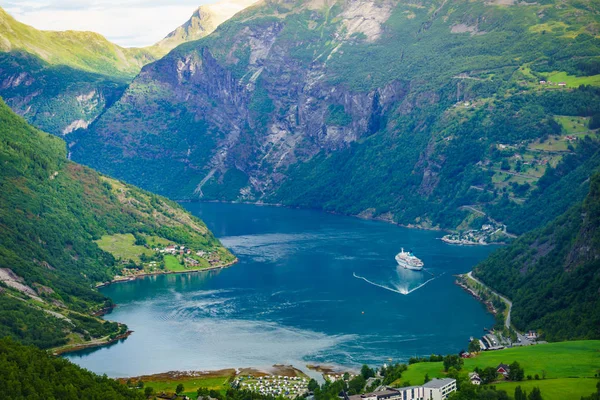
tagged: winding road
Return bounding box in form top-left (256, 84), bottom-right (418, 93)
top-left (467, 271), bottom-right (512, 329)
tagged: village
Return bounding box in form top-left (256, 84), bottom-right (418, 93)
top-left (95, 232), bottom-right (235, 286)
top-left (441, 222), bottom-right (510, 245)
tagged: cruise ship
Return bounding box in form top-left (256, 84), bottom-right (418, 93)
top-left (395, 248), bottom-right (424, 270)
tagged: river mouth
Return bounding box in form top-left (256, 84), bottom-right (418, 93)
top-left (65, 202), bottom-right (496, 377)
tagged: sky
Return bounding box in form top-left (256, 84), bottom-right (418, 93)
top-left (0, 0), bottom-right (214, 48)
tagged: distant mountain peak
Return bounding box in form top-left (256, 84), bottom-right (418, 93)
top-left (154, 0), bottom-right (259, 52)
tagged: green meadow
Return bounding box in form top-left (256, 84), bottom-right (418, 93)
top-left (493, 377), bottom-right (597, 399)
top-left (121, 370), bottom-right (235, 399)
top-left (392, 341), bottom-right (600, 399)
top-left (95, 233), bottom-right (153, 263)
top-left (163, 254), bottom-right (188, 272)
top-left (545, 71), bottom-right (600, 88)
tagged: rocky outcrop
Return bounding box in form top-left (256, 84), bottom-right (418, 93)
top-left (78, 1), bottom-right (409, 200)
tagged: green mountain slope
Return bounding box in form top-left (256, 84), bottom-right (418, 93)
top-left (0, 6), bottom-right (153, 137)
top-left (0, 338), bottom-right (144, 400)
top-left (0, 98), bottom-right (234, 350)
top-left (0, 3), bottom-right (260, 137)
top-left (0, 8), bottom-right (158, 79)
top-left (473, 173), bottom-right (600, 340)
top-left (71, 0), bottom-right (600, 233)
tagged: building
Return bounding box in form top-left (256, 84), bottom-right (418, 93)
top-left (497, 363), bottom-right (510, 377)
top-left (346, 379), bottom-right (456, 400)
top-left (526, 331), bottom-right (537, 340)
top-left (468, 373), bottom-right (481, 385)
top-left (558, 82), bottom-right (567, 86)
top-left (422, 378), bottom-right (457, 400)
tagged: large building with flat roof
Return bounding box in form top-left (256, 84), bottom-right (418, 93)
top-left (345, 378), bottom-right (456, 400)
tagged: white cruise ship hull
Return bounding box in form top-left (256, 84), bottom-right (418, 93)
top-left (395, 256), bottom-right (424, 271)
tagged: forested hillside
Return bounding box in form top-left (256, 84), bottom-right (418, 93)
top-left (0, 338), bottom-right (144, 400)
top-left (0, 98), bottom-right (233, 350)
top-left (473, 173), bottom-right (600, 340)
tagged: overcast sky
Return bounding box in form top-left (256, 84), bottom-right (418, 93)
top-left (0, 0), bottom-right (213, 47)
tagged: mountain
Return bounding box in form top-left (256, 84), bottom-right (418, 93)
top-left (153, 0), bottom-right (259, 52)
top-left (0, 8), bottom-right (158, 79)
top-left (0, 97), bottom-right (234, 350)
top-left (0, 2), bottom-right (255, 137)
top-left (71, 0), bottom-right (600, 233)
top-left (473, 173), bottom-right (600, 341)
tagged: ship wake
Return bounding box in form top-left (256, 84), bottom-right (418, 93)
top-left (352, 272), bottom-right (440, 295)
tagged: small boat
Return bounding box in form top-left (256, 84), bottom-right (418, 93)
top-left (395, 248), bottom-right (424, 270)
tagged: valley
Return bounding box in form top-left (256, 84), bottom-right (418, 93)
top-left (0, 0), bottom-right (599, 399)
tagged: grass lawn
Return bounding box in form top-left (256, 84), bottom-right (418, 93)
top-left (464, 341), bottom-right (600, 379)
top-left (555, 116), bottom-right (591, 134)
top-left (164, 254), bottom-right (188, 272)
top-left (124, 372), bottom-right (235, 400)
top-left (545, 71), bottom-right (600, 87)
top-left (146, 376), bottom-right (231, 398)
top-left (393, 341), bottom-right (600, 387)
top-left (493, 378), bottom-right (598, 400)
top-left (95, 233), bottom-right (153, 262)
top-left (143, 234), bottom-right (175, 248)
top-left (529, 139), bottom-right (569, 152)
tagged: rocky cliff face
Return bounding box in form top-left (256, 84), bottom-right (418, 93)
top-left (74, 0), bottom-right (416, 198)
top-left (62, 0), bottom-right (600, 229)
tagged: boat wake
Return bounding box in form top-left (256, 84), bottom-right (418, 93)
top-left (352, 272), bottom-right (441, 295)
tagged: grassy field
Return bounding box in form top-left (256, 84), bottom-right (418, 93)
top-left (146, 376), bottom-right (231, 398)
top-left (393, 341), bottom-right (600, 399)
top-left (493, 377), bottom-right (598, 400)
top-left (528, 136), bottom-right (570, 152)
top-left (164, 254), bottom-right (188, 272)
top-left (545, 71), bottom-right (600, 88)
top-left (121, 370), bottom-right (235, 399)
top-left (95, 233), bottom-right (153, 262)
top-left (143, 234), bottom-right (175, 248)
top-left (556, 116), bottom-right (591, 134)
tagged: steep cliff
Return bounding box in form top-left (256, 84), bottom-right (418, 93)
top-left (63, 0), bottom-right (600, 230)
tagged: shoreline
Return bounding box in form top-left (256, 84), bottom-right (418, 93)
top-left (53, 260), bottom-right (239, 357)
top-left (95, 258), bottom-right (239, 289)
top-left (52, 330), bottom-right (133, 356)
top-left (441, 237), bottom-right (508, 246)
top-left (115, 363), bottom-right (353, 384)
top-left (180, 199), bottom-right (518, 244)
top-left (179, 198), bottom-right (449, 233)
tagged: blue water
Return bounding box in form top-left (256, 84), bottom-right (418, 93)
top-left (65, 203), bottom-right (496, 377)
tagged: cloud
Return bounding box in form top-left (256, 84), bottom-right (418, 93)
top-left (0, 0), bottom-right (215, 47)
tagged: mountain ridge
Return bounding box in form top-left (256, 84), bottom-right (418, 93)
top-left (0, 1), bottom-right (258, 137)
top-left (154, 0), bottom-right (259, 52)
top-left (70, 0), bottom-right (600, 234)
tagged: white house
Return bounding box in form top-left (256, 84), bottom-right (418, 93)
top-left (469, 372), bottom-right (481, 385)
top-left (347, 379), bottom-right (456, 400)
